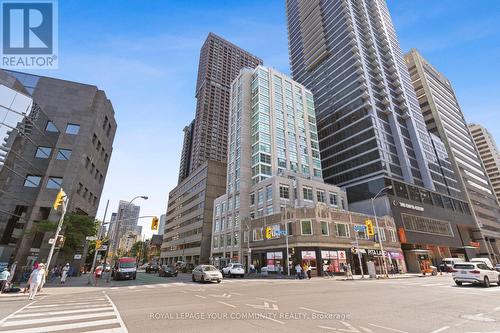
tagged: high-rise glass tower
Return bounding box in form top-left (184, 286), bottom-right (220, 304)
top-left (286, 0), bottom-right (447, 197)
top-left (286, 0), bottom-right (482, 269)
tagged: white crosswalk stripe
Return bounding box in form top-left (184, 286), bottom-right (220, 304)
top-left (0, 292), bottom-right (128, 333)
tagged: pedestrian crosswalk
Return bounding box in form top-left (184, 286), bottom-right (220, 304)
top-left (0, 292), bottom-right (127, 333)
top-left (356, 278), bottom-right (500, 293)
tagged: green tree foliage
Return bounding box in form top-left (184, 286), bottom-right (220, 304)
top-left (27, 213), bottom-right (98, 260)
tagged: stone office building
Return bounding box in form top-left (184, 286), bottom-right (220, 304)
top-left (0, 70), bottom-right (116, 271)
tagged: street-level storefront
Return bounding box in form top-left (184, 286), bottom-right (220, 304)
top-left (351, 247), bottom-right (406, 275)
top-left (349, 179), bottom-right (480, 273)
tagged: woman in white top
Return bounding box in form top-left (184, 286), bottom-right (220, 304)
top-left (28, 268), bottom-right (43, 300)
top-left (60, 264), bottom-right (70, 284)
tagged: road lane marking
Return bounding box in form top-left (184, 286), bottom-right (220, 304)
top-left (27, 301), bottom-right (99, 308)
top-left (128, 286), bottom-right (137, 289)
top-left (340, 321), bottom-right (361, 332)
top-left (245, 302), bottom-right (279, 311)
top-left (359, 327), bottom-right (374, 333)
top-left (318, 326), bottom-right (337, 331)
top-left (429, 326), bottom-right (450, 333)
top-left (368, 324), bottom-right (409, 333)
top-left (256, 297), bottom-right (277, 303)
top-left (217, 301), bottom-right (236, 308)
top-left (3, 311), bottom-right (116, 326)
top-left (104, 292), bottom-right (129, 332)
top-left (180, 290), bottom-right (188, 294)
top-left (232, 292), bottom-right (244, 296)
top-left (0, 319), bottom-right (120, 333)
top-left (195, 295), bottom-right (207, 299)
top-left (300, 307), bottom-right (327, 314)
top-left (0, 300), bottom-right (35, 326)
top-left (145, 285), bottom-right (155, 289)
top-left (12, 307), bottom-right (114, 318)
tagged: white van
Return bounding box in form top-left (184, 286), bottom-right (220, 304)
top-left (471, 258), bottom-right (495, 269)
top-left (440, 257), bottom-right (465, 272)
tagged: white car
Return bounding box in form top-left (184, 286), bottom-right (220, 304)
top-left (452, 262), bottom-right (500, 287)
top-left (192, 265), bottom-right (222, 283)
top-left (222, 263), bottom-right (245, 278)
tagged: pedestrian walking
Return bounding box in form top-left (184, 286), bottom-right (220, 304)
top-left (27, 266), bottom-right (44, 300)
top-left (37, 264), bottom-right (46, 292)
top-left (49, 266), bottom-right (57, 283)
top-left (306, 264), bottom-right (312, 279)
top-left (60, 263), bottom-right (70, 284)
top-left (346, 263), bottom-right (353, 280)
top-left (295, 263), bottom-right (302, 279)
top-left (0, 267), bottom-right (11, 293)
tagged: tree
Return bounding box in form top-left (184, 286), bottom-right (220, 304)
top-left (27, 213), bottom-right (98, 261)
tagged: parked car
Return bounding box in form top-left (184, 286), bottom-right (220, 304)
top-left (222, 263), bottom-right (245, 278)
top-left (192, 265), bottom-right (222, 283)
top-left (439, 257), bottom-right (465, 272)
top-left (159, 265), bottom-right (178, 277)
top-left (145, 264), bottom-right (159, 274)
top-left (495, 264), bottom-right (500, 273)
top-left (452, 262), bottom-right (500, 287)
top-left (178, 262), bottom-right (195, 273)
top-left (112, 257), bottom-right (137, 281)
top-left (471, 258), bottom-right (495, 269)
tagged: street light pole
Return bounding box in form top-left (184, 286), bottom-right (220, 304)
top-left (110, 196), bottom-right (148, 258)
top-left (371, 186), bottom-right (392, 278)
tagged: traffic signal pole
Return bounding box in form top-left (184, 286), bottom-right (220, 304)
top-left (46, 189), bottom-right (68, 270)
top-left (88, 199), bottom-right (109, 286)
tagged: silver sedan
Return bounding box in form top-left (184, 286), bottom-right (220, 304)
top-left (192, 265), bottom-right (223, 283)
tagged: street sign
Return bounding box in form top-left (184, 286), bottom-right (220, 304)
top-left (48, 238), bottom-right (55, 244)
top-left (86, 236), bottom-right (97, 241)
top-left (74, 254), bottom-right (82, 260)
top-left (353, 225), bottom-right (366, 232)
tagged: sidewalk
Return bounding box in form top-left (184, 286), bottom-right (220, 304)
top-left (334, 272), bottom-right (452, 281)
top-left (0, 274), bottom-right (98, 299)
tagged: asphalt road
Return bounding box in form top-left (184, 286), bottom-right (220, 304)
top-left (1, 272), bottom-right (500, 333)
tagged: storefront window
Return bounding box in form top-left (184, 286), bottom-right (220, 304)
top-left (321, 250), bottom-right (347, 273)
top-left (301, 220), bottom-right (312, 235)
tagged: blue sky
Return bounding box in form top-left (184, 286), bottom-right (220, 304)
top-left (27, 0), bottom-right (500, 239)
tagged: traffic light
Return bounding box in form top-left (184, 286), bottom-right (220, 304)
top-left (151, 216), bottom-right (159, 230)
top-left (265, 227), bottom-right (272, 239)
top-left (365, 219), bottom-right (374, 236)
top-left (53, 189), bottom-right (66, 210)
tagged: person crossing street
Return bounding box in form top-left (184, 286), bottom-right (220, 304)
top-left (27, 265), bottom-right (44, 300)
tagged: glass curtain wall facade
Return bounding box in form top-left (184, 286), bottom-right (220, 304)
top-left (286, 0), bottom-right (454, 200)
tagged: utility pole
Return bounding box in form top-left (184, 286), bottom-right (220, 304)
top-left (46, 189), bottom-right (68, 270)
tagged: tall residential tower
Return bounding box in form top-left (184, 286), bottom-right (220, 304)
top-left (188, 33), bottom-right (263, 175)
top-left (469, 124), bottom-right (500, 203)
top-left (211, 66), bottom-right (347, 268)
top-left (286, 0), bottom-right (480, 270)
